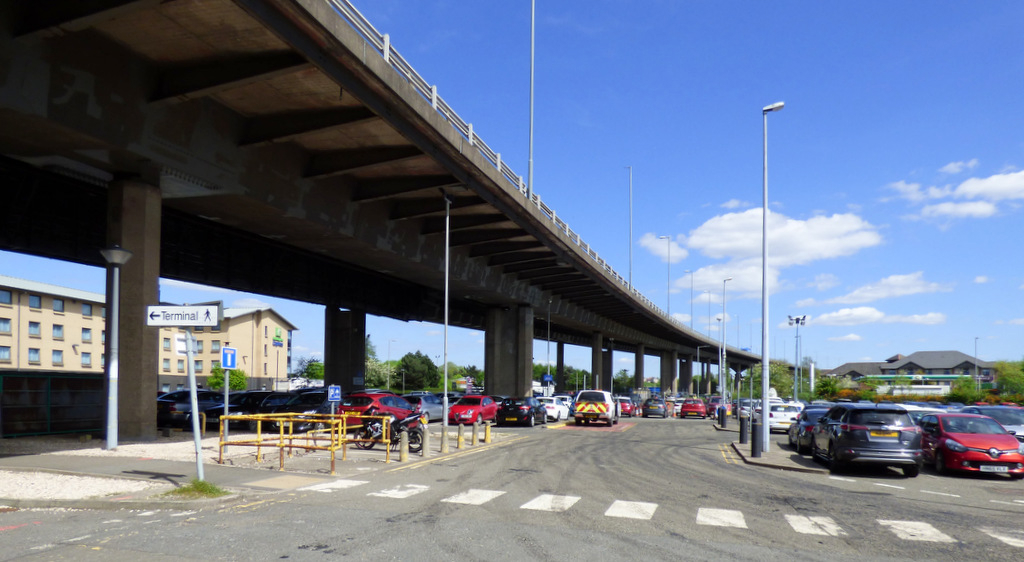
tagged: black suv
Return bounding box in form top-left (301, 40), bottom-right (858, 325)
top-left (810, 403), bottom-right (923, 477)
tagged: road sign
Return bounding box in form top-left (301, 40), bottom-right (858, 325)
top-left (328, 385), bottom-right (342, 402)
top-left (146, 305), bottom-right (219, 327)
top-left (222, 347), bottom-right (237, 369)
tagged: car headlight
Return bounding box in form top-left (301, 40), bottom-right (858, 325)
top-left (944, 439), bottom-right (967, 453)
top-left (1018, 443), bottom-right (1024, 455)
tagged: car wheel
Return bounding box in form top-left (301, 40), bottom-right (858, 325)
top-left (828, 444), bottom-right (845, 474)
top-left (788, 430), bottom-right (797, 448)
top-left (934, 451), bottom-right (946, 475)
top-left (476, 414), bottom-right (483, 425)
top-left (528, 414), bottom-right (535, 427)
top-left (903, 464), bottom-right (920, 478)
top-left (575, 418), bottom-right (582, 426)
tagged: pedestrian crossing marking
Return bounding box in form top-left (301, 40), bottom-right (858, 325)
top-left (299, 479), bottom-right (368, 492)
top-left (785, 514), bottom-right (847, 536)
top-left (442, 489), bottom-right (506, 505)
top-left (368, 484), bottom-right (429, 499)
top-left (696, 508), bottom-right (747, 528)
top-left (521, 494), bottom-right (580, 512)
top-left (605, 500), bottom-right (657, 520)
top-left (978, 527), bottom-right (1024, 548)
top-left (878, 520), bottom-right (956, 543)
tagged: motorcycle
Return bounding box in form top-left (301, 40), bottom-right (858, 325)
top-left (352, 411), bottom-right (425, 453)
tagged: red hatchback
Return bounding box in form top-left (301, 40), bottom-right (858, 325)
top-left (919, 413), bottom-right (1024, 479)
top-left (679, 398), bottom-right (708, 419)
top-left (448, 395), bottom-right (499, 425)
top-left (338, 392), bottom-right (415, 425)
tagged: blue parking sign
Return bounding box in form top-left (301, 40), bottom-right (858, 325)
top-left (328, 385), bottom-right (342, 402)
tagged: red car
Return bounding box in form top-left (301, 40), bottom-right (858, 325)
top-left (919, 413), bottom-right (1024, 479)
top-left (679, 398), bottom-right (708, 419)
top-left (617, 398), bottom-right (636, 417)
top-left (448, 395), bottom-right (499, 424)
top-left (337, 392), bottom-right (416, 425)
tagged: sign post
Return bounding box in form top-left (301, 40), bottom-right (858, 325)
top-left (221, 346), bottom-right (237, 444)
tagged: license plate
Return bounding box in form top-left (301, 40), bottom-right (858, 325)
top-left (870, 430), bottom-right (898, 437)
top-left (505, 417), bottom-right (517, 422)
top-left (980, 465), bottom-right (1009, 473)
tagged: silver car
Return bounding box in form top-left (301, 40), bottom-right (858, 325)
top-left (958, 406), bottom-right (1024, 441)
top-left (403, 393), bottom-right (443, 422)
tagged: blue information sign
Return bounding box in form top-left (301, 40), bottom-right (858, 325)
top-left (328, 385), bottom-right (342, 402)
top-left (221, 347), bottom-right (237, 369)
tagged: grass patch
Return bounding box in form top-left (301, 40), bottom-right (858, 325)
top-left (162, 478), bottom-right (230, 499)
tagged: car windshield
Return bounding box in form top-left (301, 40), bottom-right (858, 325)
top-left (980, 408), bottom-right (1024, 426)
top-left (502, 398), bottom-right (528, 406)
top-left (341, 396), bottom-right (373, 407)
top-left (577, 392), bottom-right (606, 402)
top-left (943, 416), bottom-right (1006, 434)
top-left (771, 405), bottom-right (800, 413)
top-left (804, 410), bottom-right (828, 423)
top-left (849, 410), bottom-right (911, 426)
top-left (684, 399), bottom-right (701, 405)
top-left (284, 393), bottom-right (325, 406)
top-left (455, 397), bottom-right (482, 406)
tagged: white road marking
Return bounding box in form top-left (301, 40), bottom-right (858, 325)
top-left (878, 520), bottom-right (956, 543)
top-left (442, 489), bottom-right (506, 505)
top-left (828, 476), bottom-right (856, 482)
top-left (785, 514), bottom-right (847, 536)
top-left (920, 490), bottom-right (959, 498)
top-left (979, 527), bottom-right (1024, 548)
top-left (367, 484), bottom-right (429, 499)
top-left (696, 508), bottom-right (747, 528)
top-left (135, 511), bottom-right (156, 517)
top-left (520, 494), bottom-right (580, 512)
top-left (990, 500), bottom-right (1021, 506)
top-left (66, 535), bottom-right (92, 542)
top-left (874, 483), bottom-right (905, 490)
top-left (299, 479), bottom-right (368, 492)
top-left (170, 511), bottom-right (197, 517)
top-left (605, 500), bottom-right (657, 520)
top-left (101, 519), bottom-right (122, 524)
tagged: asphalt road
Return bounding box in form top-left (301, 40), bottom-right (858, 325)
top-left (4, 417), bottom-right (1024, 560)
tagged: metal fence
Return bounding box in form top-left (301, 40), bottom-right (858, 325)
top-left (0, 371), bottom-right (104, 437)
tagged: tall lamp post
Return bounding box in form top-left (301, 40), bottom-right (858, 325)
top-left (696, 345), bottom-right (710, 397)
top-left (627, 166), bottom-right (633, 291)
top-left (704, 290), bottom-right (712, 336)
top-left (760, 100), bottom-right (784, 453)
top-left (721, 277), bottom-right (733, 402)
top-left (101, 245), bottom-right (133, 451)
top-left (684, 270), bottom-right (693, 329)
top-left (388, 339), bottom-right (397, 391)
top-left (974, 336), bottom-right (980, 392)
top-left (658, 235), bottom-right (671, 315)
top-left (788, 315), bottom-right (806, 402)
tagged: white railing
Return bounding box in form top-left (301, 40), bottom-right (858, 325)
top-left (327, 0), bottom-right (676, 324)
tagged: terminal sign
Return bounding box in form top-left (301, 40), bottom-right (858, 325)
top-left (146, 305), bottom-right (220, 327)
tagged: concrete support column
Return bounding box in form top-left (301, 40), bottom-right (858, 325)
top-left (590, 332), bottom-right (603, 390)
top-left (702, 361), bottom-right (711, 394)
top-left (484, 306), bottom-right (533, 396)
top-left (556, 341), bottom-right (566, 392)
top-left (634, 344), bottom-right (645, 391)
top-left (680, 354), bottom-right (694, 395)
top-left (324, 307), bottom-right (366, 391)
top-left (106, 179), bottom-right (161, 441)
top-left (659, 351), bottom-right (673, 395)
top-left (602, 343), bottom-right (613, 391)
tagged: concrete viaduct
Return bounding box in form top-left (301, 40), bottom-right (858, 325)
top-left (0, 0), bottom-right (759, 440)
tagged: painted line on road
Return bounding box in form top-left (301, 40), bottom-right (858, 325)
top-left (442, 489), bottom-right (506, 505)
top-left (785, 514), bottom-right (847, 536)
top-left (386, 435), bottom-right (532, 473)
top-left (920, 490), bottom-right (959, 498)
top-left (299, 479), bottom-right (368, 493)
top-left (874, 483), bottom-right (905, 490)
top-left (696, 508), bottom-right (747, 529)
top-left (718, 444), bottom-right (740, 465)
top-left (828, 476), bottom-right (856, 482)
top-left (978, 527), bottom-right (1024, 548)
top-left (990, 500), bottom-right (1024, 507)
top-left (368, 484), bottom-right (429, 499)
top-left (605, 500), bottom-right (657, 520)
top-left (520, 494), bottom-right (580, 512)
top-left (878, 520), bottom-right (956, 543)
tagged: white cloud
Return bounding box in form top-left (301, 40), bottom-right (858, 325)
top-left (812, 307), bottom-right (946, 326)
top-left (1009, 318), bottom-right (1024, 325)
top-left (919, 200), bottom-right (998, 219)
top-left (974, 276), bottom-right (989, 284)
top-left (639, 232), bottom-right (688, 263)
top-left (939, 159), bottom-right (978, 174)
top-left (721, 199), bottom-right (746, 209)
top-left (825, 272), bottom-right (951, 305)
top-left (887, 180), bottom-right (951, 203)
top-left (953, 169), bottom-right (1024, 201)
top-left (232, 297), bottom-right (271, 308)
top-left (811, 273), bottom-right (839, 291)
top-left (829, 334), bottom-right (862, 342)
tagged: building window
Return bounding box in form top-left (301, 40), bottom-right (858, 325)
top-left (0, 346), bottom-right (10, 362)
top-left (101, 307), bottom-right (106, 319)
top-left (194, 360), bottom-right (203, 373)
top-left (161, 383), bottom-right (170, 393)
top-left (196, 340), bottom-right (204, 353)
top-left (29, 295), bottom-right (41, 309)
top-left (163, 337), bottom-right (171, 351)
top-left (52, 349), bottom-right (63, 366)
top-left (28, 321), bottom-right (41, 337)
top-left (82, 303), bottom-right (93, 317)
top-left (53, 299), bottom-right (64, 313)
top-left (101, 354), bottom-right (105, 368)
top-left (81, 352), bottom-right (92, 367)
top-left (211, 340), bottom-right (221, 352)
top-left (212, 360), bottom-right (221, 370)
top-left (264, 344), bottom-right (267, 357)
top-left (0, 318), bottom-right (9, 334)
top-left (28, 348), bottom-right (40, 363)
top-left (177, 359), bottom-right (185, 373)
top-left (0, 289), bottom-right (11, 305)
top-left (163, 358), bottom-right (171, 372)
top-left (53, 324), bottom-right (64, 340)
top-left (101, 330), bottom-right (106, 344)
top-left (82, 327), bottom-right (92, 342)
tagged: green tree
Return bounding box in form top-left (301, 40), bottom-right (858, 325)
top-left (995, 360), bottom-right (1024, 395)
top-left (206, 365), bottom-right (246, 391)
top-left (947, 375), bottom-right (982, 405)
top-left (397, 351), bottom-right (440, 390)
top-left (364, 356), bottom-right (389, 389)
top-left (890, 373), bottom-right (912, 397)
top-left (293, 357), bottom-right (324, 380)
top-left (813, 377), bottom-right (839, 400)
top-left (742, 361), bottom-right (793, 399)
top-left (612, 369), bottom-right (633, 395)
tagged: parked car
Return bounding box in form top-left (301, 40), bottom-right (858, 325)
top-left (538, 396), bottom-right (571, 421)
top-left (573, 390), bottom-right (619, 426)
top-left (403, 393), bottom-right (443, 422)
top-left (706, 396), bottom-right (731, 416)
top-left (788, 407), bottom-right (830, 454)
top-left (156, 390), bottom-right (224, 428)
top-left (448, 395), bottom-right (499, 425)
top-left (810, 403), bottom-right (924, 476)
top-left (338, 392), bottom-right (416, 426)
top-left (497, 397), bottom-right (547, 427)
top-left (919, 413), bottom-right (1024, 479)
top-left (957, 406), bottom-right (1024, 441)
top-left (616, 397), bottom-right (636, 418)
top-left (227, 391), bottom-right (297, 426)
top-left (897, 404), bottom-right (945, 425)
top-left (757, 403), bottom-right (802, 433)
top-left (271, 390), bottom-right (328, 414)
top-left (642, 398), bottom-right (669, 418)
top-left (678, 398), bottom-right (708, 419)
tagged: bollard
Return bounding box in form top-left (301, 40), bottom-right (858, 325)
top-left (484, 421), bottom-right (491, 443)
top-left (751, 422), bottom-right (763, 458)
top-left (719, 407), bottom-right (728, 429)
top-left (457, 424), bottom-right (465, 449)
top-left (399, 430), bottom-right (408, 462)
top-left (440, 426), bottom-right (449, 453)
top-left (739, 415), bottom-right (748, 444)
top-left (471, 421), bottom-right (479, 446)
top-left (422, 426), bottom-right (431, 458)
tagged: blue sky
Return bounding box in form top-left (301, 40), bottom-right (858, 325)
top-left (3, 1), bottom-right (1024, 376)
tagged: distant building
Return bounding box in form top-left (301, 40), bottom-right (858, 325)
top-left (827, 351), bottom-right (994, 395)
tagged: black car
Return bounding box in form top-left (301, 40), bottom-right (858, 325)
top-left (810, 403), bottom-right (924, 477)
top-left (787, 407), bottom-right (829, 454)
top-left (642, 398), bottom-right (669, 418)
top-left (497, 397), bottom-right (547, 427)
top-left (156, 390), bottom-right (224, 428)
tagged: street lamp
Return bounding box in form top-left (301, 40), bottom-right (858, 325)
top-left (788, 315), bottom-right (806, 402)
top-left (388, 339), bottom-right (397, 391)
top-left (761, 100), bottom-right (784, 453)
top-left (684, 270), bottom-right (693, 329)
top-left (100, 244), bottom-right (132, 451)
top-left (696, 345), bottom-right (710, 397)
top-left (627, 166), bottom-right (633, 291)
top-left (704, 290), bottom-right (712, 336)
top-left (441, 190), bottom-right (454, 451)
top-left (974, 336), bottom-right (980, 392)
top-left (721, 277), bottom-right (733, 402)
top-left (658, 235), bottom-right (670, 315)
